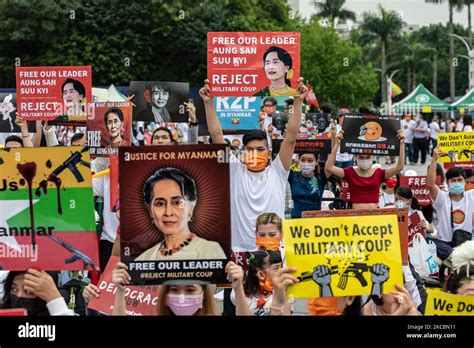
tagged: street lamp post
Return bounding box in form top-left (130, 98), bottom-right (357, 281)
top-left (449, 33), bottom-right (474, 92)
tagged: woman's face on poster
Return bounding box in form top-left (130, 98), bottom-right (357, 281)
top-left (62, 83), bottom-right (83, 108)
top-left (149, 179), bottom-right (194, 236)
top-left (106, 113), bottom-right (122, 138)
top-left (151, 87), bottom-right (169, 108)
top-left (264, 51), bottom-right (288, 82)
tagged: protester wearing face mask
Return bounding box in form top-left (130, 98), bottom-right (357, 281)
top-left (0, 270), bottom-right (74, 316)
top-left (325, 129), bottom-right (405, 210)
top-left (199, 78), bottom-right (307, 252)
top-left (427, 147), bottom-right (474, 261)
top-left (379, 175), bottom-right (398, 208)
top-left (395, 186), bottom-right (436, 236)
top-left (226, 251), bottom-right (298, 316)
top-left (111, 262), bottom-right (218, 316)
top-left (288, 153), bottom-right (330, 218)
top-left (255, 213), bottom-right (283, 253)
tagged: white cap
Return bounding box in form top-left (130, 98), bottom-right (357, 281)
top-left (404, 169), bottom-right (417, 176)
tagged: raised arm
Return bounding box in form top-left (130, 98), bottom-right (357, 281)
top-left (15, 114), bottom-right (33, 148)
top-left (185, 101), bottom-right (198, 144)
top-left (225, 262), bottom-right (252, 316)
top-left (111, 262), bottom-right (130, 316)
top-left (32, 120), bottom-right (43, 147)
top-left (427, 146), bottom-right (441, 201)
top-left (384, 130), bottom-right (405, 179)
top-left (278, 78), bottom-right (307, 171)
top-left (199, 79), bottom-right (225, 144)
top-left (324, 131), bottom-right (345, 178)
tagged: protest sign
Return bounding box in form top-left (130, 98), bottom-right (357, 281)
top-left (88, 256), bottom-right (160, 316)
top-left (302, 208), bottom-right (409, 264)
top-left (0, 309), bottom-right (27, 316)
top-left (0, 147), bottom-right (99, 270)
top-left (341, 114), bottom-right (400, 156)
top-left (214, 97), bottom-right (261, 131)
top-left (443, 161), bottom-right (474, 170)
top-left (130, 81), bottom-right (189, 123)
top-left (437, 132), bottom-right (474, 163)
top-left (0, 93), bottom-right (35, 133)
top-left (87, 102), bottom-right (132, 157)
top-left (119, 145), bottom-right (230, 284)
top-left (224, 134), bottom-right (244, 150)
top-left (109, 154), bottom-right (119, 212)
top-left (271, 138), bottom-right (331, 154)
top-left (399, 176), bottom-right (441, 206)
top-left (16, 66), bottom-right (92, 122)
top-left (208, 32), bottom-right (300, 96)
top-left (284, 214), bottom-right (403, 298)
top-left (341, 180), bottom-right (350, 202)
top-left (407, 212), bottom-right (425, 246)
top-left (425, 288), bottom-right (474, 316)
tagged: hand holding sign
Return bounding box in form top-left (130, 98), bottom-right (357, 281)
top-left (225, 261), bottom-right (244, 289)
top-left (82, 283), bottom-right (100, 303)
top-left (295, 77), bottom-right (308, 100)
top-left (199, 79), bottom-right (212, 103)
top-left (112, 262), bottom-right (131, 291)
top-left (184, 101), bottom-right (197, 123)
top-left (391, 284), bottom-right (417, 315)
top-left (396, 129), bottom-right (405, 144)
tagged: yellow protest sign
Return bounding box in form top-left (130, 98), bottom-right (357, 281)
top-left (425, 288), bottom-right (474, 316)
top-left (283, 215), bottom-right (403, 298)
top-left (437, 132), bottom-right (474, 163)
top-left (421, 105), bottom-right (432, 113)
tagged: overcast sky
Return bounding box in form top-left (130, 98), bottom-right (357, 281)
top-left (294, 0), bottom-right (471, 27)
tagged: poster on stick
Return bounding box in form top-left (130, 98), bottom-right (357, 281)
top-left (208, 32), bottom-right (300, 96)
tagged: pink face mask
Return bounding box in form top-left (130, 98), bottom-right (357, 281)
top-left (166, 294), bottom-right (203, 316)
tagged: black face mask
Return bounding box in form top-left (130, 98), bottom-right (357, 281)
top-left (10, 294), bottom-right (39, 315)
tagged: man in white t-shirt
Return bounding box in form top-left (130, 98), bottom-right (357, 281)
top-left (401, 114), bottom-right (416, 164)
top-left (427, 148), bottom-right (474, 260)
top-left (199, 78), bottom-right (307, 252)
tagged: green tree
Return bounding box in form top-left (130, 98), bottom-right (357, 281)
top-left (358, 5), bottom-right (403, 106)
top-left (313, 0), bottom-right (356, 27)
top-left (301, 20), bottom-right (378, 109)
top-left (425, 0), bottom-right (465, 102)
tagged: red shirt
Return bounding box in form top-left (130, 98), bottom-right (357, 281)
top-left (342, 167), bottom-right (386, 204)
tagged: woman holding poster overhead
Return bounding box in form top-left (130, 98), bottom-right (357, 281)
top-left (325, 129), bottom-right (405, 209)
top-left (134, 167), bottom-right (226, 261)
top-left (256, 46), bottom-right (298, 97)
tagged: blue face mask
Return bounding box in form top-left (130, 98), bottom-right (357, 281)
top-left (449, 182), bottom-right (465, 195)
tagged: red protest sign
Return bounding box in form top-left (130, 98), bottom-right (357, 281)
top-left (0, 308), bottom-right (27, 316)
top-left (16, 66), bottom-right (92, 122)
top-left (443, 161), bottom-right (474, 170)
top-left (408, 212), bottom-right (425, 246)
top-left (87, 256), bottom-right (159, 316)
top-left (207, 32), bottom-right (300, 96)
top-left (399, 176), bottom-right (441, 206)
top-left (341, 180), bottom-right (350, 202)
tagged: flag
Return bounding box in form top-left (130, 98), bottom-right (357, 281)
top-left (305, 82), bottom-right (320, 108)
top-left (391, 81), bottom-right (403, 97)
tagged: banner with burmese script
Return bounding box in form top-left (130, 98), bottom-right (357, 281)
top-left (119, 145), bottom-right (230, 285)
top-left (0, 147), bottom-right (99, 270)
top-left (208, 32), bottom-right (300, 96)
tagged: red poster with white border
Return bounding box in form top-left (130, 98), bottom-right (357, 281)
top-left (408, 212), bottom-right (425, 247)
top-left (87, 256), bottom-right (160, 316)
top-left (207, 32), bottom-right (300, 96)
top-left (16, 66), bottom-right (92, 122)
top-left (399, 176), bottom-right (441, 206)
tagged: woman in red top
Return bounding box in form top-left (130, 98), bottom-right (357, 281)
top-left (325, 129), bottom-right (405, 209)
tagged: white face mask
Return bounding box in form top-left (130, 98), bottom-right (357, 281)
top-left (357, 159), bottom-right (372, 170)
top-left (300, 163), bottom-right (316, 174)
